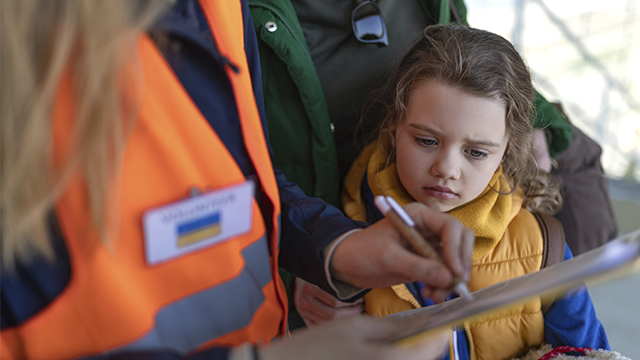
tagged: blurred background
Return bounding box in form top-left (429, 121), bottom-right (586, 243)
top-left (465, 0), bottom-right (640, 358)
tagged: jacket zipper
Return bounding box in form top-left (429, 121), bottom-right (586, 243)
top-left (463, 324), bottom-right (474, 360)
top-left (248, 2), bottom-right (316, 69)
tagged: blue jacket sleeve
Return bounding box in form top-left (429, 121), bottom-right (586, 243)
top-left (543, 244), bottom-right (610, 350)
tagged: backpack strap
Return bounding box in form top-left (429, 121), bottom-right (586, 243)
top-left (534, 212), bottom-right (566, 269)
top-left (532, 212), bottom-right (566, 313)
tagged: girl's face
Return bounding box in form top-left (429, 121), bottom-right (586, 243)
top-left (393, 80), bottom-right (508, 213)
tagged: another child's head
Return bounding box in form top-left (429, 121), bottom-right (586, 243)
top-left (366, 24), bottom-right (559, 213)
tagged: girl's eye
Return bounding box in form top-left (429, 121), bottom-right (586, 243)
top-left (416, 138), bottom-right (437, 147)
top-left (467, 149), bottom-right (488, 159)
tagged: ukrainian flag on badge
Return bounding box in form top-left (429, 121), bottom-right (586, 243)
top-left (177, 212), bottom-right (221, 247)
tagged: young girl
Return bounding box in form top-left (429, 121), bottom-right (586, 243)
top-left (342, 24), bottom-right (609, 360)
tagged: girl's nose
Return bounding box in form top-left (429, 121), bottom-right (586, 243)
top-left (430, 151), bottom-right (461, 180)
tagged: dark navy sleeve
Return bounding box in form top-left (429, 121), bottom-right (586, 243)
top-left (543, 244), bottom-right (610, 350)
top-left (276, 169), bottom-right (367, 297)
top-left (242, 0), bottom-right (368, 296)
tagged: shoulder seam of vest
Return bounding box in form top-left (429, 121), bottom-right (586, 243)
top-left (472, 252), bottom-right (543, 267)
top-left (470, 309), bottom-right (542, 325)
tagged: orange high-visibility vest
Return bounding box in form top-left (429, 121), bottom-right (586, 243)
top-left (0, 1), bottom-right (287, 359)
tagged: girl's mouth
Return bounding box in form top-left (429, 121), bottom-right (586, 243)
top-left (423, 186), bottom-right (458, 200)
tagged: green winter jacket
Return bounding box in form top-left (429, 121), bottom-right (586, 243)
top-left (250, 0), bottom-right (341, 206)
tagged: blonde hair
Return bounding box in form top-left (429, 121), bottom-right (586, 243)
top-left (1, 0), bottom-right (169, 269)
top-left (361, 24), bottom-right (562, 215)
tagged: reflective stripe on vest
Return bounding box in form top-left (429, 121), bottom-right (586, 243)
top-left (107, 237), bottom-right (273, 355)
top-left (0, 1), bottom-right (287, 359)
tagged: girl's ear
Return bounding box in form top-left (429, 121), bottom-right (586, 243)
top-left (499, 143), bottom-right (510, 168)
top-left (389, 128), bottom-right (396, 147)
top-left (504, 142), bottom-right (511, 161)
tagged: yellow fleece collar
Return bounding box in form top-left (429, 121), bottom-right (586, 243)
top-left (342, 142), bottom-right (522, 259)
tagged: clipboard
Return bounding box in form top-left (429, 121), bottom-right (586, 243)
top-left (384, 229), bottom-right (640, 345)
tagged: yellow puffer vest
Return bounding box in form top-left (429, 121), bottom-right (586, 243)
top-left (366, 197), bottom-right (546, 360)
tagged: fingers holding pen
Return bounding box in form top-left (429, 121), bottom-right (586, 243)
top-left (330, 199), bottom-right (474, 294)
top-left (404, 202), bottom-right (475, 281)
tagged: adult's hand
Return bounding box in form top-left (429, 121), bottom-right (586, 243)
top-left (294, 277), bottom-right (364, 326)
top-left (330, 202), bottom-right (474, 301)
top-left (258, 315), bottom-right (450, 360)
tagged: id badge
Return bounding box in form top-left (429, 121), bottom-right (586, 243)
top-left (142, 181), bottom-right (255, 266)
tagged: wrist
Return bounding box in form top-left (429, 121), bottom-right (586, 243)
top-left (325, 230), bottom-right (359, 277)
top-left (324, 229), bottom-right (368, 300)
